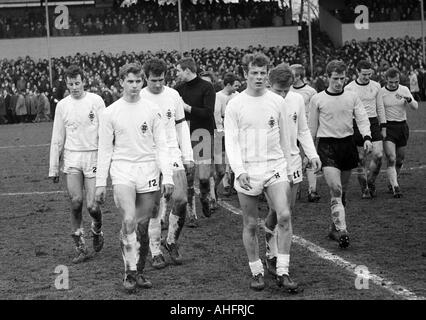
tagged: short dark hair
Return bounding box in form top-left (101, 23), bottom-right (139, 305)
top-left (268, 64), bottom-right (294, 87)
top-left (385, 67), bottom-right (400, 79)
top-left (65, 64), bottom-right (85, 81)
top-left (326, 60), bottom-right (346, 77)
top-left (222, 72), bottom-right (238, 86)
top-left (356, 60), bottom-right (372, 71)
top-left (119, 62), bottom-right (143, 80)
top-left (242, 53), bottom-right (270, 73)
top-left (177, 57), bottom-right (197, 73)
top-left (143, 58), bottom-right (167, 78)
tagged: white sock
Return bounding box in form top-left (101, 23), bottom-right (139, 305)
top-left (209, 177), bottom-right (216, 200)
top-left (222, 172), bottom-right (230, 188)
top-left (159, 196), bottom-right (167, 223)
top-left (330, 197), bottom-right (346, 231)
top-left (120, 231), bottom-right (140, 272)
top-left (276, 253), bottom-right (290, 276)
top-left (248, 259), bottom-right (264, 276)
top-left (148, 216), bottom-right (162, 257)
top-left (167, 213), bottom-right (180, 245)
top-left (306, 167), bottom-right (317, 192)
top-left (387, 166), bottom-right (398, 187)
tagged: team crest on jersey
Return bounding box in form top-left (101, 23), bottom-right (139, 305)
top-left (141, 122), bottom-right (148, 134)
top-left (166, 109), bottom-right (172, 120)
top-left (292, 112), bottom-right (297, 123)
top-left (88, 110), bottom-right (95, 122)
top-left (268, 116), bottom-right (275, 128)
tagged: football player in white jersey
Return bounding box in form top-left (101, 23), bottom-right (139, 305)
top-left (289, 64), bottom-right (320, 202)
top-left (264, 64), bottom-right (321, 276)
top-left (224, 53), bottom-right (299, 293)
top-left (95, 63), bottom-right (174, 293)
top-left (381, 67), bottom-right (418, 198)
top-left (140, 58), bottom-right (194, 269)
top-left (49, 65), bottom-right (106, 264)
top-left (345, 60), bottom-right (386, 199)
top-left (309, 60), bottom-right (372, 248)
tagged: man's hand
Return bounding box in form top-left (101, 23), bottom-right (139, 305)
top-left (381, 127), bottom-right (387, 139)
top-left (364, 140), bottom-right (373, 154)
top-left (310, 157), bottom-right (322, 173)
top-left (51, 176), bottom-right (59, 183)
top-left (183, 103), bottom-right (192, 113)
top-left (162, 183), bottom-right (174, 200)
top-left (237, 173), bottom-right (252, 191)
top-left (95, 186), bottom-right (106, 205)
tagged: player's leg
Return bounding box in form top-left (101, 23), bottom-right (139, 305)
top-left (356, 146), bottom-right (371, 199)
top-left (113, 184), bottom-right (139, 293)
top-left (238, 191), bottom-right (265, 290)
top-left (265, 180), bottom-right (299, 292)
top-left (323, 167), bottom-right (350, 248)
top-left (222, 164), bottom-right (232, 196)
top-left (367, 140), bottom-right (384, 197)
top-left (135, 190), bottom-right (161, 289)
top-left (394, 145), bottom-right (406, 195)
top-left (263, 197), bottom-right (278, 276)
top-left (148, 195), bottom-right (166, 269)
top-left (384, 140), bottom-right (401, 197)
top-left (66, 172), bottom-right (89, 263)
top-left (198, 163), bottom-right (212, 217)
top-left (84, 177), bottom-right (104, 253)
top-left (164, 169), bottom-right (188, 265)
top-left (186, 164), bottom-right (197, 227)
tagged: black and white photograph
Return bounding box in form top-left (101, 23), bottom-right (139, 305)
top-left (0, 0), bottom-right (425, 308)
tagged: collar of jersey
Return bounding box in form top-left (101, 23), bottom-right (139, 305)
top-left (325, 89), bottom-right (344, 96)
top-left (385, 86), bottom-right (398, 92)
top-left (355, 79), bottom-right (369, 86)
top-left (292, 83), bottom-right (307, 90)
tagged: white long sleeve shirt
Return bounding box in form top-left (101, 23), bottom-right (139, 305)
top-left (282, 91), bottom-right (319, 160)
top-left (49, 92), bottom-right (106, 177)
top-left (140, 86), bottom-right (193, 163)
top-left (380, 85), bottom-right (418, 122)
top-left (290, 83), bottom-right (317, 120)
top-left (224, 90), bottom-right (291, 180)
top-left (215, 90), bottom-right (238, 132)
top-left (345, 79), bottom-right (386, 124)
top-left (96, 97), bottom-right (173, 187)
top-left (309, 89), bottom-right (371, 139)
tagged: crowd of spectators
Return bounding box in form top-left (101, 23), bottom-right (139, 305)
top-left (331, 0), bottom-right (422, 23)
top-left (0, 0), bottom-right (293, 39)
top-left (1, 32), bottom-right (426, 125)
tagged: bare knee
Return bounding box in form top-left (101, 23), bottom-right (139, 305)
top-left (122, 217), bottom-right (137, 235)
top-left (244, 220), bottom-right (258, 235)
top-left (70, 196), bottom-right (83, 211)
top-left (277, 211), bottom-right (291, 230)
top-left (329, 184), bottom-right (342, 198)
top-left (387, 155), bottom-right (396, 166)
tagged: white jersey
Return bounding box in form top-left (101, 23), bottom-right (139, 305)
top-left (214, 91), bottom-right (238, 131)
top-left (282, 91), bottom-right (318, 160)
top-left (224, 90), bottom-right (291, 180)
top-left (290, 83), bottom-right (316, 120)
top-left (49, 92), bottom-right (105, 177)
top-left (140, 86), bottom-right (193, 163)
top-left (309, 89), bottom-right (371, 139)
top-left (345, 79), bottom-right (386, 124)
top-left (380, 85), bottom-right (416, 122)
top-left (96, 97), bottom-right (173, 187)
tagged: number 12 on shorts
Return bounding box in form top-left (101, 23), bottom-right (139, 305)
top-left (148, 179), bottom-right (157, 187)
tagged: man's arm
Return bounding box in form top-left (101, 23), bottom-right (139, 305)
top-left (297, 97), bottom-right (318, 161)
top-left (48, 104), bottom-right (65, 178)
top-left (308, 94), bottom-right (320, 140)
top-left (354, 95), bottom-right (372, 139)
top-left (175, 97), bottom-right (194, 163)
top-left (96, 109), bottom-right (114, 188)
top-left (278, 104), bottom-right (292, 179)
top-left (224, 102), bottom-right (246, 180)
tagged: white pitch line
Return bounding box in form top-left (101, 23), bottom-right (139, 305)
top-left (216, 197), bottom-right (425, 300)
top-left (412, 130), bottom-right (426, 133)
top-left (0, 143), bottom-right (50, 150)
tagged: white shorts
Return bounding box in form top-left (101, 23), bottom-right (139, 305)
top-left (289, 154), bottom-right (303, 184)
top-left (234, 160), bottom-right (289, 196)
top-left (62, 150), bottom-right (98, 178)
top-left (110, 161), bottom-right (160, 194)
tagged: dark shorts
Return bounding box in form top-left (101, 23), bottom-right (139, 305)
top-left (384, 121), bottom-right (409, 147)
top-left (353, 117), bottom-right (382, 147)
top-left (318, 136), bottom-right (359, 171)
